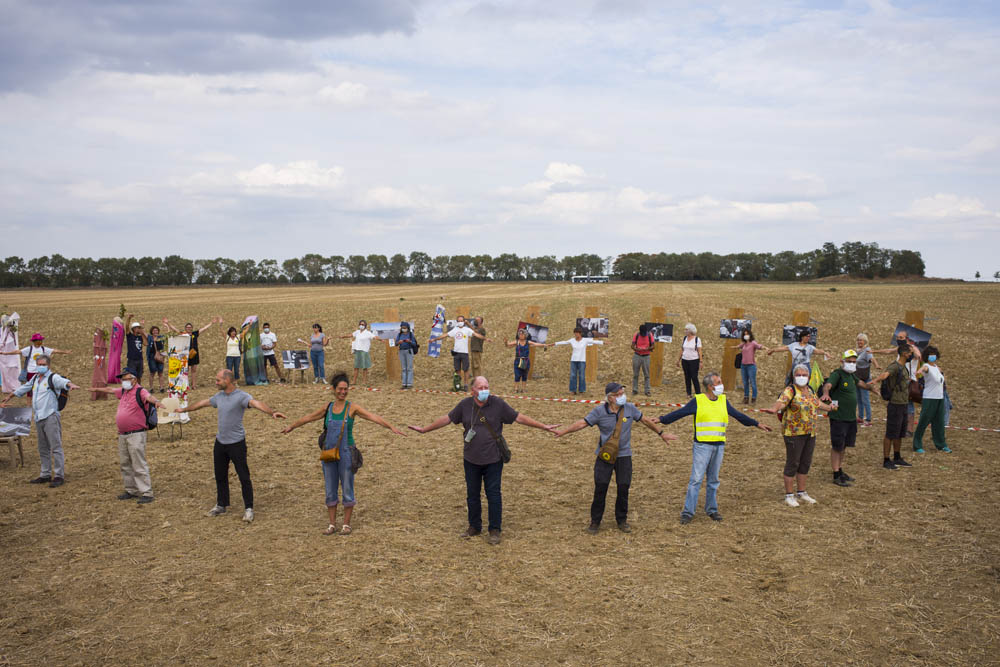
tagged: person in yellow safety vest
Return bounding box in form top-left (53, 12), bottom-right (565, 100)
top-left (657, 371), bottom-right (771, 524)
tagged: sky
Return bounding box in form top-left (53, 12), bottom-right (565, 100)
top-left (1, 0), bottom-right (998, 279)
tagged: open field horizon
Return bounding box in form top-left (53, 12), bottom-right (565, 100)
top-left (1, 281), bottom-right (998, 665)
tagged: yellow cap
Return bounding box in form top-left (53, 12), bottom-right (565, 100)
top-left (843, 349), bottom-right (858, 359)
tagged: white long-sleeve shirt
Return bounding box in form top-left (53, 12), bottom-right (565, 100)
top-left (555, 337), bottom-right (603, 362)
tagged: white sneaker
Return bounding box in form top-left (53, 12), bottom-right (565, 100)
top-left (784, 494), bottom-right (800, 507)
top-left (243, 508), bottom-right (254, 523)
top-left (796, 492), bottom-right (817, 504)
top-left (313, 378), bottom-right (318, 384)
top-left (207, 505), bottom-right (226, 516)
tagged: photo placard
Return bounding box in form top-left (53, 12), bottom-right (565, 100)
top-left (644, 322), bottom-right (674, 343)
top-left (719, 318), bottom-right (752, 339)
top-left (516, 321), bottom-right (549, 344)
top-left (782, 325), bottom-right (818, 346)
top-left (891, 322), bottom-right (931, 350)
top-left (282, 350), bottom-right (311, 370)
top-left (576, 317), bottom-right (609, 338)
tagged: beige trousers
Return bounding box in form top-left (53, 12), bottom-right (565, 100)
top-left (118, 431), bottom-right (152, 497)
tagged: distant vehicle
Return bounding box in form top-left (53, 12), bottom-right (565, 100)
top-left (571, 275), bottom-right (610, 283)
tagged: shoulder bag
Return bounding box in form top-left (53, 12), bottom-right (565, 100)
top-left (475, 407), bottom-right (512, 464)
top-left (597, 406), bottom-right (627, 463)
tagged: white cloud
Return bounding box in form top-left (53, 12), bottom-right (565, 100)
top-left (898, 193), bottom-right (1000, 220)
top-left (893, 135), bottom-right (1000, 161)
top-left (543, 161), bottom-right (588, 184)
top-left (317, 81), bottom-right (369, 105)
top-left (236, 161), bottom-right (345, 189)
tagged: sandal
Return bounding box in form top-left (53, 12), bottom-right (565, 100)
top-left (323, 524), bottom-right (337, 535)
top-left (340, 524), bottom-right (352, 535)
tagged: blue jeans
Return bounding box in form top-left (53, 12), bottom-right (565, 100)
top-left (398, 349), bottom-right (414, 386)
top-left (569, 361), bottom-right (586, 392)
top-left (464, 459), bottom-right (503, 532)
top-left (310, 349), bottom-right (325, 379)
top-left (682, 442), bottom-right (725, 517)
top-left (322, 449), bottom-right (355, 507)
top-left (740, 364), bottom-right (758, 400)
top-left (225, 355), bottom-right (240, 380)
top-left (857, 385), bottom-right (872, 421)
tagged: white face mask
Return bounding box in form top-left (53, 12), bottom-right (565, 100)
top-left (615, 393), bottom-right (627, 406)
top-left (121, 380), bottom-right (133, 390)
top-left (359, 324), bottom-right (366, 330)
top-left (263, 328), bottom-right (270, 333)
top-left (794, 375), bottom-right (809, 387)
top-left (713, 384), bottom-right (724, 395)
top-left (843, 362), bottom-right (857, 373)
top-left (743, 335), bottom-right (750, 341)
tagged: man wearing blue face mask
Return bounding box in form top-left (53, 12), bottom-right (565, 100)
top-left (1, 354), bottom-right (80, 487)
top-left (554, 382), bottom-right (677, 534)
top-left (408, 376), bottom-right (559, 545)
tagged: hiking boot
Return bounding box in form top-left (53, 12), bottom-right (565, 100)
top-left (117, 492), bottom-right (139, 500)
top-left (137, 496), bottom-right (154, 504)
top-left (840, 470), bottom-right (855, 482)
top-left (833, 474), bottom-right (851, 487)
top-left (487, 529), bottom-right (501, 545)
top-left (883, 459), bottom-right (898, 471)
top-left (679, 514), bottom-right (693, 525)
top-left (586, 522), bottom-right (600, 534)
top-left (460, 526), bottom-right (482, 539)
top-left (207, 505), bottom-right (227, 516)
top-left (617, 522), bottom-right (632, 533)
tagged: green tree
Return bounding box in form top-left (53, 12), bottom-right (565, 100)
top-left (408, 252), bottom-right (431, 282)
top-left (367, 254), bottom-right (389, 282)
top-left (815, 242), bottom-right (841, 278)
top-left (345, 255), bottom-right (367, 282)
top-left (492, 253), bottom-right (523, 281)
top-left (301, 253), bottom-right (327, 283)
top-left (388, 254), bottom-right (408, 282)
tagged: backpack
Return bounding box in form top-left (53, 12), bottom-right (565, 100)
top-left (880, 364), bottom-right (903, 401)
top-left (47, 374), bottom-right (69, 411)
top-left (633, 333), bottom-right (654, 355)
top-left (134, 387), bottom-right (157, 429)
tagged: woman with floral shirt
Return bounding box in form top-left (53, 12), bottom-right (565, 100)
top-left (762, 363), bottom-right (834, 507)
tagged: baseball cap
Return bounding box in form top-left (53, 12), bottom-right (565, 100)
top-left (117, 367), bottom-right (139, 379)
top-left (842, 349), bottom-right (858, 359)
top-left (605, 382), bottom-right (623, 395)
top-left (131, 322), bottom-right (142, 330)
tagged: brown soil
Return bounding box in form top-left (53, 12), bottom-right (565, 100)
top-left (1, 282), bottom-right (998, 665)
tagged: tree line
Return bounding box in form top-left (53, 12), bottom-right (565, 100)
top-left (0, 243), bottom-right (924, 288)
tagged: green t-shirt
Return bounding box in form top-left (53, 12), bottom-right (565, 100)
top-left (885, 361), bottom-right (910, 405)
top-left (825, 368), bottom-right (858, 421)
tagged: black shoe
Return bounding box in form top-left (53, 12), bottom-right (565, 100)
top-left (708, 512), bottom-right (723, 522)
top-left (460, 526), bottom-right (482, 539)
top-left (48, 477), bottom-right (65, 488)
top-left (117, 492), bottom-right (139, 500)
top-left (840, 470), bottom-right (855, 482)
top-left (137, 496), bottom-right (154, 504)
top-left (883, 459), bottom-right (898, 470)
top-left (893, 457), bottom-right (913, 468)
top-left (617, 522), bottom-right (632, 533)
top-left (833, 474), bottom-right (851, 487)
top-left (587, 522), bottom-right (600, 534)
top-left (644, 392), bottom-right (651, 397)
top-left (29, 476), bottom-right (51, 484)
top-left (679, 514), bottom-right (693, 525)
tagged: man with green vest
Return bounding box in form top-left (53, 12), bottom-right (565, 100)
top-left (658, 371), bottom-right (771, 524)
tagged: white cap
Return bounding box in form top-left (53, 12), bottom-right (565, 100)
top-left (131, 322), bottom-right (141, 329)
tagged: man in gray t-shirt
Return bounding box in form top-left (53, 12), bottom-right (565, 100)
top-left (179, 369), bottom-right (285, 522)
top-left (555, 382), bottom-right (676, 533)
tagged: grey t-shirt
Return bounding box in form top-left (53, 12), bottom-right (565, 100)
top-left (210, 389), bottom-right (253, 444)
top-left (448, 396), bottom-right (519, 465)
top-left (584, 402), bottom-right (643, 458)
top-left (788, 342), bottom-right (815, 366)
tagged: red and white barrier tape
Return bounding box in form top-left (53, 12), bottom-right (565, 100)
top-left (359, 386), bottom-right (999, 434)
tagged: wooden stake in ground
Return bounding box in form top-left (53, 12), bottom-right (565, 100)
top-left (523, 305), bottom-right (541, 380)
top-left (456, 306), bottom-right (471, 321)
top-left (721, 307), bottom-right (745, 391)
top-left (786, 310), bottom-right (810, 376)
top-left (585, 305), bottom-right (599, 386)
top-left (650, 306), bottom-right (666, 388)
top-left (383, 307), bottom-right (401, 382)
top-left (904, 310), bottom-right (925, 331)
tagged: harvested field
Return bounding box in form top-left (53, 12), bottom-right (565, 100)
top-left (1, 281), bottom-right (998, 665)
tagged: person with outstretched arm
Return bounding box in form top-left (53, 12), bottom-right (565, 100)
top-left (407, 375), bottom-right (559, 545)
top-left (177, 369), bottom-right (285, 523)
top-left (554, 382), bottom-right (678, 534)
top-left (657, 371), bottom-right (772, 525)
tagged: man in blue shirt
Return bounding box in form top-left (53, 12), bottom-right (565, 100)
top-left (658, 371), bottom-right (771, 524)
top-left (555, 382), bottom-right (677, 533)
top-left (1, 354), bottom-right (80, 487)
